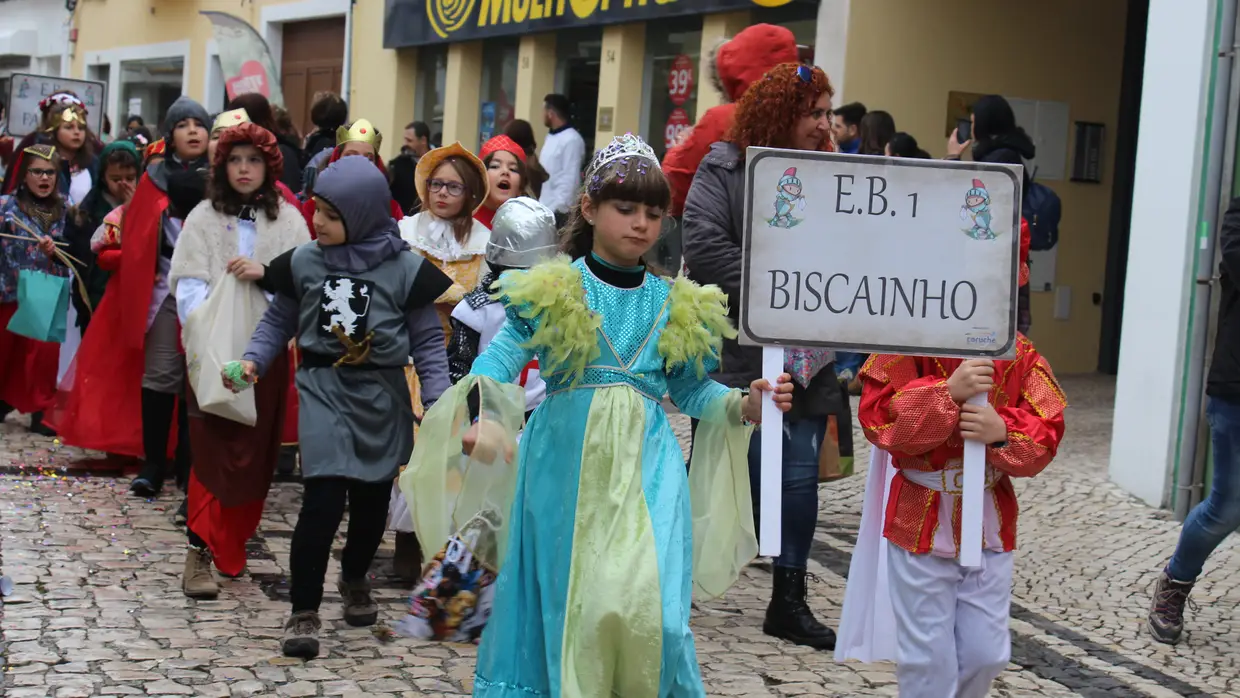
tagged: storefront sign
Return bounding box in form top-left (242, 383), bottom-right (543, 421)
top-left (664, 108), bottom-right (690, 151)
top-left (4, 74), bottom-right (106, 138)
top-left (201, 11), bottom-right (285, 108)
top-left (739, 149), bottom-right (1021, 358)
top-left (385, 0), bottom-right (805, 47)
top-left (667, 54), bottom-right (694, 107)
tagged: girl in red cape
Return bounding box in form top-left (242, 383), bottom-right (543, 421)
top-left (46, 97), bottom-right (211, 498)
top-left (301, 119), bottom-right (402, 228)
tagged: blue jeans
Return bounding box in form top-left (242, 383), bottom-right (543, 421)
top-left (1167, 396), bottom-right (1240, 581)
top-left (746, 418), bottom-right (824, 570)
top-left (834, 352), bottom-right (866, 380)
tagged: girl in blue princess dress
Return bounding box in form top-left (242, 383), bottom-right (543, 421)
top-left (402, 133), bottom-right (794, 698)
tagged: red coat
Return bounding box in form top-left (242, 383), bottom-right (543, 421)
top-left (663, 24), bottom-right (799, 216)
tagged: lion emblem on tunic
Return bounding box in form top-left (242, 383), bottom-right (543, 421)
top-left (321, 277), bottom-right (372, 338)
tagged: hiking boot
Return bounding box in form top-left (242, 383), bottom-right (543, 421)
top-left (29, 412), bottom-right (56, 437)
top-left (182, 546), bottom-right (219, 600)
top-left (393, 532), bottom-right (424, 581)
top-left (1148, 569), bottom-right (1195, 645)
top-left (337, 575), bottom-right (379, 627)
top-left (282, 610), bottom-right (322, 659)
top-left (763, 567), bottom-right (836, 650)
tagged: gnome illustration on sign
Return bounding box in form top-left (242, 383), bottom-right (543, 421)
top-left (769, 166), bottom-right (806, 228)
top-left (959, 178), bottom-right (996, 240)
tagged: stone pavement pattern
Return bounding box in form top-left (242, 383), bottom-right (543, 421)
top-left (1, 375), bottom-right (1238, 697)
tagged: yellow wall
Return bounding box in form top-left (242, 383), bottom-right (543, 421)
top-left (843, 0), bottom-right (1129, 373)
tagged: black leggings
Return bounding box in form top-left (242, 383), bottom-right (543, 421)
top-left (289, 477), bottom-right (394, 613)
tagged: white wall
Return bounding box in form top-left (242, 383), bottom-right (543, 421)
top-left (0, 0), bottom-right (70, 78)
top-left (1109, 0), bottom-right (1218, 506)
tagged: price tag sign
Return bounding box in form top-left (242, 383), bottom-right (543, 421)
top-left (667, 54), bottom-right (695, 107)
top-left (664, 108), bottom-right (691, 151)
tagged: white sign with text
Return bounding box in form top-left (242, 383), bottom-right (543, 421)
top-left (4, 74), bottom-right (107, 138)
top-left (740, 149), bottom-right (1021, 359)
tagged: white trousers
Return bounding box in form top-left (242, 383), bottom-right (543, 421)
top-left (886, 543), bottom-right (1013, 698)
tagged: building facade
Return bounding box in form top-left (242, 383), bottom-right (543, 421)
top-left (0, 0), bottom-right (72, 95)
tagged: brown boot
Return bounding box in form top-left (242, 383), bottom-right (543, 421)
top-left (393, 532), bottom-right (424, 581)
top-left (337, 575), bottom-right (379, 627)
top-left (182, 546), bottom-right (220, 600)
top-left (282, 610), bottom-right (322, 659)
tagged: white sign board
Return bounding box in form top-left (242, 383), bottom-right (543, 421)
top-left (5, 74), bottom-right (107, 138)
top-left (127, 97), bottom-right (143, 120)
top-left (740, 149), bottom-right (1021, 359)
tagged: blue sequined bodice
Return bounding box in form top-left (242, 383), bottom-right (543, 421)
top-left (540, 258), bottom-right (671, 402)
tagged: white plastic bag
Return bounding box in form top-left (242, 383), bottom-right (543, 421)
top-left (183, 274), bottom-right (265, 426)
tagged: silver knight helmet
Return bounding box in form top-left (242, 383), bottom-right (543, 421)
top-left (486, 197), bottom-right (559, 269)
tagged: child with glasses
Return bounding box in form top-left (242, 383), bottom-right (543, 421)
top-left (397, 142), bottom-right (491, 346)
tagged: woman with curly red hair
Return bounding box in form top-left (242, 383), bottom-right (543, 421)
top-left (682, 62), bottom-right (840, 651)
top-left (169, 121), bottom-right (310, 599)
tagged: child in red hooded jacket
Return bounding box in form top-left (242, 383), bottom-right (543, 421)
top-left (663, 24), bottom-right (800, 218)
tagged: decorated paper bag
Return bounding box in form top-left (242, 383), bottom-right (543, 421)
top-left (393, 510), bottom-right (501, 644)
top-left (7, 269), bottom-right (69, 343)
top-left (183, 274), bottom-right (262, 426)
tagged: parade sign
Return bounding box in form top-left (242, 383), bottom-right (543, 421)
top-left (739, 149), bottom-right (1022, 358)
top-left (739, 149), bottom-right (1022, 562)
top-left (5, 74), bottom-right (106, 138)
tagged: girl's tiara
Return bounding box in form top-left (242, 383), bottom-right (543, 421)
top-left (585, 133), bottom-right (660, 193)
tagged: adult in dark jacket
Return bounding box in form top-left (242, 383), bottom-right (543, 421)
top-left (225, 93), bottom-right (304, 193)
top-left (302, 92), bottom-right (348, 166)
top-left (683, 62), bottom-right (840, 651)
top-left (948, 95), bottom-right (1036, 332)
top-left (1147, 197), bottom-right (1240, 645)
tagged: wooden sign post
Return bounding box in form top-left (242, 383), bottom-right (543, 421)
top-left (739, 148), bottom-right (1021, 566)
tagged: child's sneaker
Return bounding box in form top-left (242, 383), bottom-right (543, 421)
top-left (337, 575), bottom-right (378, 627)
top-left (282, 610), bottom-right (322, 658)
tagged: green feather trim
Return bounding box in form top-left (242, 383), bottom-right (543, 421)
top-left (658, 276), bottom-right (738, 379)
top-left (494, 256), bottom-right (601, 385)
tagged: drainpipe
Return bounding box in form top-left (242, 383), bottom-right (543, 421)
top-left (1175, 0), bottom-right (1237, 520)
top-left (342, 0), bottom-right (355, 103)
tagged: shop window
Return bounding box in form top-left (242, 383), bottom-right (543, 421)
top-left (479, 39), bottom-right (519, 146)
top-left (555, 28), bottom-right (604, 157)
top-left (119, 56), bottom-right (185, 138)
top-left (416, 45), bottom-right (447, 146)
top-left (641, 17), bottom-right (703, 162)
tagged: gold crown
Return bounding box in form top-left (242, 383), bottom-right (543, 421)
top-left (43, 106), bottom-right (86, 133)
top-left (211, 108), bottom-right (250, 135)
top-left (336, 119), bottom-right (382, 151)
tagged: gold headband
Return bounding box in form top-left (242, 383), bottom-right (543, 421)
top-left (211, 108), bottom-right (250, 136)
top-left (43, 107), bottom-right (86, 133)
top-left (23, 144), bottom-right (57, 161)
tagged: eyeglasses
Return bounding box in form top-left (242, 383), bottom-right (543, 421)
top-left (796, 65), bottom-right (814, 84)
top-left (428, 179), bottom-right (465, 197)
top-left (28, 168), bottom-right (57, 179)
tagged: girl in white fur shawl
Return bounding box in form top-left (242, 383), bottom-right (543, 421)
top-left (168, 122), bottom-right (310, 601)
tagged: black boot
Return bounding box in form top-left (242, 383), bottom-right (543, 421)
top-left (132, 389), bottom-right (175, 498)
top-left (29, 412), bottom-right (57, 437)
top-left (763, 567), bottom-right (836, 650)
top-left (393, 532), bottom-right (424, 581)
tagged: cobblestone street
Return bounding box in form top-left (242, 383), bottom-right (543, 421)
top-left (1, 375), bottom-right (1238, 697)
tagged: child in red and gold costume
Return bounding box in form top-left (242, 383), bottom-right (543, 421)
top-left (47, 96), bottom-right (211, 498)
top-left (839, 337), bottom-right (1066, 698)
top-left (301, 119), bottom-right (403, 229)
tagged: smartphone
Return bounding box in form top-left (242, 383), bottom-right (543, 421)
top-left (956, 118), bottom-right (972, 143)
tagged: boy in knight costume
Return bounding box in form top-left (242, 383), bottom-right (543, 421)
top-left (838, 340), bottom-right (1066, 697)
top-left (222, 155), bottom-right (452, 659)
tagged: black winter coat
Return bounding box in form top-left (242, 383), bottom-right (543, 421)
top-left (1209, 198), bottom-right (1240, 399)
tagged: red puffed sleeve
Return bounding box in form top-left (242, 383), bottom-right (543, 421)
top-left (859, 354), bottom-right (960, 456)
top-left (988, 350), bottom-right (1066, 477)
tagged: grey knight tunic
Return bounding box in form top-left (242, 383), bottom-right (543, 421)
top-left (244, 243), bottom-right (452, 482)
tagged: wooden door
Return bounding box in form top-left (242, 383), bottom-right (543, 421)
top-left (280, 18), bottom-right (346, 138)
